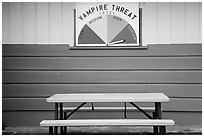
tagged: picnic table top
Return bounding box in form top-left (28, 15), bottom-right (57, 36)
top-left (46, 93), bottom-right (169, 103)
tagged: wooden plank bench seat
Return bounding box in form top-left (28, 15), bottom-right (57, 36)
top-left (40, 119), bottom-right (175, 134)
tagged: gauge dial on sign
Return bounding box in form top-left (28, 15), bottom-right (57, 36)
top-left (78, 14), bottom-right (137, 45)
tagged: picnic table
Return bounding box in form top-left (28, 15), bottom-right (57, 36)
top-left (40, 93), bottom-right (174, 134)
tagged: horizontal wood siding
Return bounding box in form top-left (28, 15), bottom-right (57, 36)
top-left (2, 44), bottom-right (202, 125)
top-left (3, 57), bottom-right (201, 70)
top-left (3, 71), bottom-right (201, 84)
top-left (2, 44), bottom-right (202, 57)
top-left (2, 44), bottom-right (202, 126)
top-left (3, 84), bottom-right (201, 98)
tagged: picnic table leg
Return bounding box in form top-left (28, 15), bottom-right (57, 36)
top-left (60, 103), bottom-right (64, 134)
top-left (49, 127), bottom-right (54, 135)
top-left (124, 102), bottom-right (127, 118)
top-left (64, 112), bottom-right (67, 134)
top-left (153, 112), bottom-right (158, 134)
top-left (155, 102), bottom-right (166, 134)
top-left (54, 103), bottom-right (59, 135)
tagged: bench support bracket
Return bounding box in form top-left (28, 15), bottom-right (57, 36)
top-left (64, 102), bottom-right (87, 119)
top-left (129, 102), bottom-right (153, 119)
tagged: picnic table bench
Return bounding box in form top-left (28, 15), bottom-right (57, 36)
top-left (40, 93), bottom-right (175, 135)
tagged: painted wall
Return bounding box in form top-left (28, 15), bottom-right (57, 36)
top-left (2, 2), bottom-right (202, 45)
top-left (2, 2), bottom-right (202, 127)
top-left (2, 43), bottom-right (202, 126)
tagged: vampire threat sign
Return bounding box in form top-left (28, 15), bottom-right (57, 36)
top-left (75, 3), bottom-right (140, 47)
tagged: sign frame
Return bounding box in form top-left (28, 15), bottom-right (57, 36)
top-left (73, 2), bottom-right (142, 47)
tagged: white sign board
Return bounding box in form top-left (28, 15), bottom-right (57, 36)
top-left (75, 2), bottom-right (139, 46)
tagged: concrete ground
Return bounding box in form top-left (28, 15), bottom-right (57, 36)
top-left (2, 125), bottom-right (202, 135)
